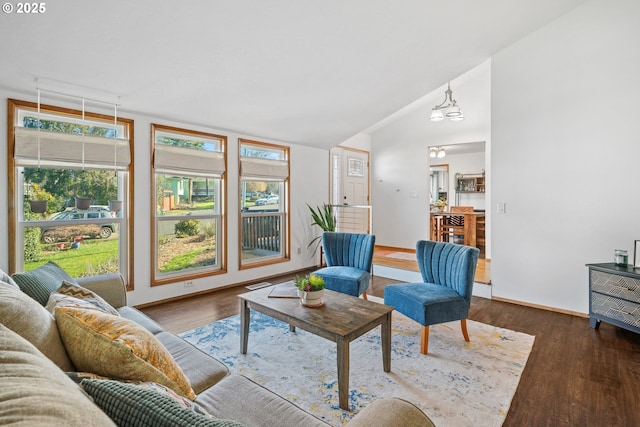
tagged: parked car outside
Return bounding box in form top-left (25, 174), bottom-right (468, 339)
top-left (48, 205), bottom-right (110, 220)
top-left (41, 208), bottom-right (116, 243)
top-left (254, 195), bottom-right (279, 206)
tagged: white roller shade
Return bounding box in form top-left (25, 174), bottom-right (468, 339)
top-left (154, 144), bottom-right (225, 177)
top-left (14, 127), bottom-right (130, 169)
top-left (240, 157), bottom-right (288, 179)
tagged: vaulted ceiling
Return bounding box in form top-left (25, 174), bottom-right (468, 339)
top-left (0, 0), bottom-right (587, 148)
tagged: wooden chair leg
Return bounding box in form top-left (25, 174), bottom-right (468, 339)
top-left (361, 291), bottom-right (368, 300)
top-left (420, 326), bottom-right (430, 355)
top-left (461, 318), bottom-right (470, 342)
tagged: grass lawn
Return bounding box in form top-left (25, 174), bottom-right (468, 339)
top-left (159, 246), bottom-right (211, 272)
top-left (26, 239), bottom-right (119, 277)
top-left (164, 201), bottom-right (217, 215)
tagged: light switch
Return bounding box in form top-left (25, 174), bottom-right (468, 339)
top-left (497, 203), bottom-right (506, 214)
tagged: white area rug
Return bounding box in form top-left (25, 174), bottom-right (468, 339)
top-left (180, 297), bottom-right (534, 426)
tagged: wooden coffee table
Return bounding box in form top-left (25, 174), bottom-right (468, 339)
top-left (238, 287), bottom-right (393, 410)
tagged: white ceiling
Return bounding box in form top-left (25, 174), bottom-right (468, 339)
top-left (0, 0), bottom-right (587, 149)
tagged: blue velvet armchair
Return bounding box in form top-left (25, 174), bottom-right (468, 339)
top-left (314, 232), bottom-right (376, 299)
top-left (384, 240), bottom-right (479, 355)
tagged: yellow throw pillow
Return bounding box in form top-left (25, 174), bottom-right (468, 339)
top-left (54, 306), bottom-right (196, 400)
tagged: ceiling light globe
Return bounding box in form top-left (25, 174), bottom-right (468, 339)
top-left (437, 148), bottom-right (446, 158)
top-left (430, 109), bottom-right (444, 121)
top-left (445, 105), bottom-right (462, 117)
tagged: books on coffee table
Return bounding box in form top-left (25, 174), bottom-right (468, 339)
top-left (268, 282), bottom-right (298, 298)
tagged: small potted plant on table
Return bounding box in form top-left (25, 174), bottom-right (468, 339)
top-left (295, 274), bottom-right (326, 307)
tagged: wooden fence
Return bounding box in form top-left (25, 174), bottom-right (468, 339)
top-left (242, 212), bottom-right (282, 253)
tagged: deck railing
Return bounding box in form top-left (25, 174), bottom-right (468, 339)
top-left (240, 206), bottom-right (370, 260)
top-left (241, 211), bottom-right (283, 254)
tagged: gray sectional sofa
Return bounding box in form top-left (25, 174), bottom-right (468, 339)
top-left (0, 264), bottom-right (435, 427)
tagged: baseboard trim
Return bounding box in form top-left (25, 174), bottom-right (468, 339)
top-left (473, 282), bottom-right (492, 299)
top-left (492, 296), bottom-right (588, 318)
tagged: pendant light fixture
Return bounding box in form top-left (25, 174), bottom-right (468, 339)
top-left (429, 82), bottom-right (464, 122)
top-left (429, 147), bottom-right (446, 158)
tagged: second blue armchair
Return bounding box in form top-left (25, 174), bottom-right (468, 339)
top-left (384, 240), bottom-right (479, 355)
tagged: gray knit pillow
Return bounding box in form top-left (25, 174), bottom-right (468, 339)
top-left (12, 261), bottom-right (77, 306)
top-left (80, 379), bottom-right (248, 427)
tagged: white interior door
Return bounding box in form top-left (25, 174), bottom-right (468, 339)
top-left (330, 147), bottom-right (371, 233)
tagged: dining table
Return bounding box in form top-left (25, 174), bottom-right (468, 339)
top-left (430, 211), bottom-right (485, 248)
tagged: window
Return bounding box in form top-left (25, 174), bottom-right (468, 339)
top-left (151, 124), bottom-right (226, 285)
top-left (239, 139), bottom-right (289, 267)
top-left (7, 99), bottom-right (133, 286)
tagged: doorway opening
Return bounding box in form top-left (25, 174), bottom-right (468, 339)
top-left (428, 141), bottom-right (490, 264)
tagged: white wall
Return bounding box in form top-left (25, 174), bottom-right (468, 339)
top-left (0, 88), bottom-right (329, 306)
top-left (491, 0), bottom-right (640, 313)
top-left (369, 61), bottom-right (492, 250)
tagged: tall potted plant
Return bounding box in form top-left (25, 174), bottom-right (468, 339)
top-left (307, 203), bottom-right (336, 259)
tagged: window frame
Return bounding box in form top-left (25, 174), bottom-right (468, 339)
top-left (238, 138), bottom-right (290, 269)
top-left (150, 123), bottom-right (227, 286)
top-left (7, 98), bottom-right (135, 289)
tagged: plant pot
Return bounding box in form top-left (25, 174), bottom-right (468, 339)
top-left (109, 200), bottom-right (123, 213)
top-left (29, 200), bottom-right (48, 213)
top-left (76, 197), bottom-right (91, 210)
top-left (297, 289), bottom-right (325, 307)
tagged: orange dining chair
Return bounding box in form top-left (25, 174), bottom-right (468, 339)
top-left (440, 206), bottom-right (473, 244)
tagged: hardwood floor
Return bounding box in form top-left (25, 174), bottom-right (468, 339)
top-left (140, 272), bottom-right (640, 426)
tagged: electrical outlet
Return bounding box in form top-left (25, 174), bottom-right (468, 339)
top-left (184, 280), bottom-right (194, 287)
